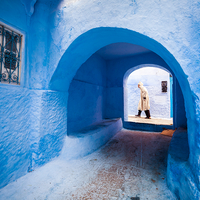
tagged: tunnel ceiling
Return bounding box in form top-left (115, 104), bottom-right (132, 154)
top-left (96, 42), bottom-right (151, 60)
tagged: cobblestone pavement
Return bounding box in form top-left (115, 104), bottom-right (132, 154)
top-left (0, 129), bottom-right (177, 200)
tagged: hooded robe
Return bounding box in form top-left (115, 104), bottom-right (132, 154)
top-left (137, 82), bottom-right (150, 111)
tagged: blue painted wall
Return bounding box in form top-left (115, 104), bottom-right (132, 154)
top-left (0, 85), bottom-right (30, 188)
top-left (0, 0), bottom-right (29, 188)
top-left (29, 90), bottom-right (67, 169)
top-left (0, 0), bottom-right (28, 32)
top-left (104, 52), bottom-right (187, 129)
top-left (0, 0), bottom-right (68, 188)
top-left (0, 0), bottom-right (200, 199)
top-left (105, 52), bottom-right (170, 120)
top-left (173, 77), bottom-right (187, 129)
top-left (68, 54), bottom-right (107, 133)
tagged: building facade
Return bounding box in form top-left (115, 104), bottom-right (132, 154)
top-left (0, 0), bottom-right (200, 199)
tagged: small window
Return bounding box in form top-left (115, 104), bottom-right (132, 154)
top-left (0, 24), bottom-right (22, 85)
top-left (161, 81), bottom-right (167, 92)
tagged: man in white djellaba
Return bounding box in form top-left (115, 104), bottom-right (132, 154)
top-left (135, 82), bottom-right (151, 119)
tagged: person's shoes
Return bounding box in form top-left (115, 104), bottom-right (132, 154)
top-left (145, 110), bottom-right (151, 119)
top-left (135, 110), bottom-right (142, 117)
top-left (135, 114), bottom-right (141, 117)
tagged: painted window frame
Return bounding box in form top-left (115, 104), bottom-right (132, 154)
top-left (0, 22), bottom-right (23, 85)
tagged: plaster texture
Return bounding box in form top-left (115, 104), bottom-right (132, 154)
top-left (0, 129), bottom-right (176, 200)
top-left (29, 90), bottom-right (68, 169)
top-left (167, 128), bottom-right (200, 199)
top-left (0, 85), bottom-right (68, 187)
top-left (0, 85), bottom-right (30, 188)
top-left (0, 0), bottom-right (200, 199)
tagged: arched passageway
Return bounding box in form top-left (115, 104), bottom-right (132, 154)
top-left (123, 64), bottom-right (187, 131)
top-left (67, 42), bottom-right (187, 134)
top-left (50, 27), bottom-right (193, 131)
top-left (126, 66), bottom-right (173, 120)
top-left (50, 27), bottom-right (198, 199)
top-left (50, 26), bottom-right (193, 157)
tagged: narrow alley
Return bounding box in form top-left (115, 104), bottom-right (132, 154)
top-left (0, 129), bottom-right (176, 200)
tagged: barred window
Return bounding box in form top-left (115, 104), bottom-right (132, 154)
top-left (0, 24), bottom-right (22, 85)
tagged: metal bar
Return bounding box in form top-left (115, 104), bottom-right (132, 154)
top-left (0, 24), bottom-right (22, 84)
top-left (9, 31), bottom-right (14, 83)
top-left (0, 26), bottom-right (4, 82)
top-left (13, 34), bottom-right (19, 54)
top-left (17, 36), bottom-right (21, 84)
top-left (4, 35), bottom-right (12, 49)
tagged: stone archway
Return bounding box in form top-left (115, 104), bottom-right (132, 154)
top-left (49, 27), bottom-right (198, 198)
top-left (123, 64), bottom-right (187, 132)
top-left (124, 64), bottom-right (173, 120)
top-left (50, 27), bottom-right (194, 123)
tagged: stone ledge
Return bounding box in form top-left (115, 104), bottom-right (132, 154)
top-left (168, 128), bottom-right (189, 161)
top-left (60, 118), bottom-right (122, 160)
top-left (68, 118), bottom-right (121, 137)
top-left (167, 128), bottom-right (200, 200)
top-left (124, 121), bottom-right (173, 132)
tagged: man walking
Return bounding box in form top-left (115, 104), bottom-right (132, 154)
top-left (135, 82), bottom-right (151, 119)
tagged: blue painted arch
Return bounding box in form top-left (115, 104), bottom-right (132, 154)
top-left (49, 27), bottom-right (195, 162)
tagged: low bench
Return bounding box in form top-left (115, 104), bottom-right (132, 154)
top-left (168, 128), bottom-right (189, 161)
top-left (167, 128), bottom-right (200, 199)
top-left (60, 118), bottom-right (122, 160)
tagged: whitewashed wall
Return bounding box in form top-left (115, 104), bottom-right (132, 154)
top-left (127, 67), bottom-right (171, 119)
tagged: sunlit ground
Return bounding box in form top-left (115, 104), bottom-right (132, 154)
top-left (128, 115), bottom-right (173, 126)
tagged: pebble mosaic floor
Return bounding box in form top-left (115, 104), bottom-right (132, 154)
top-left (0, 129), bottom-right (177, 200)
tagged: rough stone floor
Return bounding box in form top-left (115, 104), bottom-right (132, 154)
top-left (0, 129), bottom-right (177, 200)
top-left (128, 116), bottom-right (173, 126)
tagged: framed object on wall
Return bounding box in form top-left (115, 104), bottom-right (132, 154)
top-left (161, 81), bottom-right (167, 92)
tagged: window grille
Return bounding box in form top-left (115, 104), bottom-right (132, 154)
top-left (0, 24), bottom-right (22, 84)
